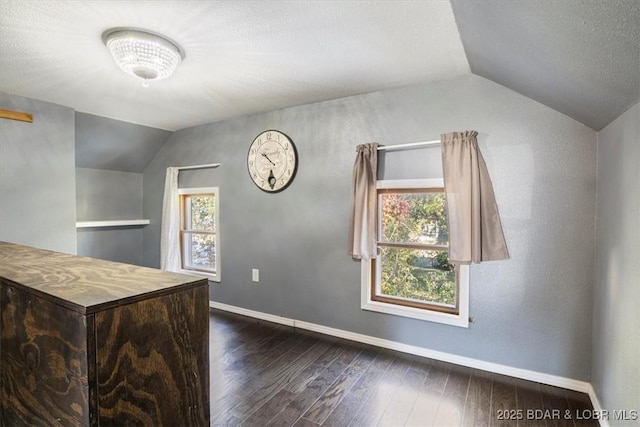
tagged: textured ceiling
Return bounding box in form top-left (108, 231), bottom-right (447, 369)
top-left (0, 1), bottom-right (638, 132)
top-left (0, 0), bottom-right (469, 131)
top-left (451, 0), bottom-right (640, 131)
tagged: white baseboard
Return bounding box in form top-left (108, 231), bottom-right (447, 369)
top-left (210, 301), bottom-right (296, 327)
top-left (587, 384), bottom-right (610, 427)
top-left (209, 301), bottom-right (592, 395)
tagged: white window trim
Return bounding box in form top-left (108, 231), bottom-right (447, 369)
top-left (178, 187), bottom-right (221, 283)
top-left (360, 178), bottom-right (469, 328)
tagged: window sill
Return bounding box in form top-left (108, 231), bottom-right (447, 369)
top-left (361, 299), bottom-right (468, 328)
top-left (178, 269), bottom-right (220, 283)
top-left (361, 261), bottom-right (469, 328)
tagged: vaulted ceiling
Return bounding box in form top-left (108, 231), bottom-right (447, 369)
top-left (1, 1), bottom-right (638, 132)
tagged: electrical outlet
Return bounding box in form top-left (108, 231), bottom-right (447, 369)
top-left (252, 269), bottom-right (259, 282)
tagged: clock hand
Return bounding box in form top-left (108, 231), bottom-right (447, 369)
top-left (262, 153), bottom-right (276, 166)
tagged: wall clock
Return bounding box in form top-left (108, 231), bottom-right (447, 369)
top-left (247, 130), bottom-right (298, 193)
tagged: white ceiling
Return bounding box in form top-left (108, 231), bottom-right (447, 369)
top-left (0, 0), bottom-right (469, 131)
top-left (0, 1), bottom-right (638, 132)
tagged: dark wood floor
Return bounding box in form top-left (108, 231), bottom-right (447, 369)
top-left (209, 309), bottom-right (596, 427)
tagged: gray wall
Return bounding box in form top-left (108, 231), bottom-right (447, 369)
top-left (592, 102), bottom-right (640, 422)
top-left (0, 92), bottom-right (77, 254)
top-left (143, 74), bottom-right (596, 380)
top-left (76, 168), bottom-right (144, 265)
top-left (75, 112), bottom-right (171, 173)
top-left (74, 113), bottom-right (169, 265)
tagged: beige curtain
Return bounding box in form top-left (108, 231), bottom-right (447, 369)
top-left (348, 143), bottom-right (378, 259)
top-left (441, 131), bottom-right (509, 264)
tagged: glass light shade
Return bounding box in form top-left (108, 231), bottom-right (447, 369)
top-left (102, 28), bottom-right (184, 82)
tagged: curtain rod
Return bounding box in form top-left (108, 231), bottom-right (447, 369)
top-left (175, 163), bottom-right (221, 171)
top-left (377, 139), bottom-right (440, 151)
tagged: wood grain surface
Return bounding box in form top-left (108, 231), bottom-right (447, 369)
top-left (208, 309), bottom-right (599, 427)
top-left (0, 241), bottom-right (205, 313)
top-left (1, 282), bottom-right (89, 427)
top-left (95, 285), bottom-right (210, 426)
top-left (1, 242), bottom-right (210, 426)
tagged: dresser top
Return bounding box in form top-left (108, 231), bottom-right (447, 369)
top-left (0, 242), bottom-right (207, 314)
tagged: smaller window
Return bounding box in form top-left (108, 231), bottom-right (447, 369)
top-left (179, 187), bottom-right (220, 282)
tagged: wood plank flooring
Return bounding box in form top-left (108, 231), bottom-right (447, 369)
top-left (209, 309), bottom-right (597, 427)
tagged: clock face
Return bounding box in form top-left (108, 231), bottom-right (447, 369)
top-left (247, 130), bottom-right (298, 192)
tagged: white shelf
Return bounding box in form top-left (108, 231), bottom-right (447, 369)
top-left (76, 219), bottom-right (150, 228)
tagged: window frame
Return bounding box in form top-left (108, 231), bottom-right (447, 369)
top-left (361, 179), bottom-right (469, 328)
top-left (178, 187), bottom-right (221, 282)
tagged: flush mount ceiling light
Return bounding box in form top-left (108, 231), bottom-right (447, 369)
top-left (102, 28), bottom-right (185, 87)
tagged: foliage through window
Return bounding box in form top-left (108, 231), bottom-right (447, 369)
top-left (362, 179), bottom-right (469, 327)
top-left (180, 188), bottom-right (220, 280)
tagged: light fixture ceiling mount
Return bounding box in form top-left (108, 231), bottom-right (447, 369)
top-left (102, 28), bottom-right (185, 86)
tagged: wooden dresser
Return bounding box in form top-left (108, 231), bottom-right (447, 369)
top-left (0, 242), bottom-right (210, 426)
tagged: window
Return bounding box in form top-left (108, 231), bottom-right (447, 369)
top-left (361, 179), bottom-right (469, 327)
top-left (179, 187), bottom-right (220, 282)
